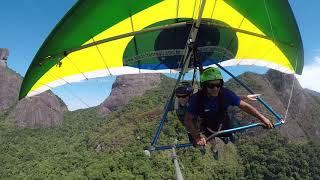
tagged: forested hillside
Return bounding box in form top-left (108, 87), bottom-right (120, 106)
top-left (1, 74), bottom-right (320, 179)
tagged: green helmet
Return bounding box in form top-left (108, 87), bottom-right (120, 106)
top-left (200, 67), bottom-right (223, 83)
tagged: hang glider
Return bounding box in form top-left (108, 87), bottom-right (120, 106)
top-left (19, 0), bottom-right (303, 99)
top-left (19, 1), bottom-right (304, 178)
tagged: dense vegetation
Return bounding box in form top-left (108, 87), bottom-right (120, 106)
top-left (1, 76), bottom-right (320, 179)
top-left (238, 132), bottom-right (320, 179)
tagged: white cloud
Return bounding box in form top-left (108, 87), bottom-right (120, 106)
top-left (296, 56), bottom-right (320, 92)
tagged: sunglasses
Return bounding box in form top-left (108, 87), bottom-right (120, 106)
top-left (176, 94), bottom-right (189, 98)
top-left (205, 82), bottom-right (222, 89)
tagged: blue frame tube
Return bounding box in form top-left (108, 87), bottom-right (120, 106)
top-left (206, 120), bottom-right (283, 142)
top-left (214, 62), bottom-right (283, 121)
top-left (149, 143), bottom-right (194, 151)
top-left (150, 120), bottom-right (284, 151)
top-left (151, 95), bottom-right (175, 146)
top-left (151, 52), bottom-right (192, 146)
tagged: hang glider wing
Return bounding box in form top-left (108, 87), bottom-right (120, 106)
top-left (19, 0), bottom-right (303, 99)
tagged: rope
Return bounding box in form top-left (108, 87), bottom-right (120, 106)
top-left (48, 73), bottom-right (91, 108)
top-left (264, 0), bottom-right (276, 42)
top-left (65, 56), bottom-right (88, 80)
top-left (283, 76), bottom-right (295, 122)
top-left (283, 50), bottom-right (299, 122)
top-left (210, 0), bottom-right (217, 20)
top-left (92, 37), bottom-right (113, 76)
top-left (24, 87), bottom-right (64, 116)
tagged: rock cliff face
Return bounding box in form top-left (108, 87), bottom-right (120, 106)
top-left (305, 89), bottom-right (320, 105)
top-left (226, 70), bottom-right (320, 144)
top-left (99, 73), bottom-right (161, 116)
top-left (0, 66), bottom-right (21, 111)
top-left (0, 65), bottom-right (67, 128)
top-left (266, 70), bottom-right (320, 144)
top-left (7, 92), bottom-right (65, 128)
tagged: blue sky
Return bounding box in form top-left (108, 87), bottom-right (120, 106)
top-left (1, 1), bottom-right (319, 110)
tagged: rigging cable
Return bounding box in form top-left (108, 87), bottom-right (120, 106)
top-left (283, 49), bottom-right (299, 122)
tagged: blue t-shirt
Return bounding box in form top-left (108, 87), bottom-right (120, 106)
top-left (187, 88), bottom-right (240, 119)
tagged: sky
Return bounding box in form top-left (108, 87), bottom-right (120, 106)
top-left (1, 1), bottom-right (319, 110)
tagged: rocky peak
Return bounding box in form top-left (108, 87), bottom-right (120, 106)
top-left (99, 73), bottom-right (161, 116)
top-left (0, 58), bottom-right (67, 128)
top-left (305, 89), bottom-right (320, 105)
top-left (0, 48), bottom-right (9, 68)
top-left (265, 70), bottom-right (320, 143)
top-left (265, 69), bottom-right (302, 104)
top-left (7, 92), bottom-right (65, 128)
top-left (0, 65), bottom-right (22, 111)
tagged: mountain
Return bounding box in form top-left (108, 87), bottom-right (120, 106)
top-left (0, 65), bottom-right (21, 111)
top-left (266, 70), bottom-right (320, 144)
top-left (0, 65), bottom-right (67, 128)
top-left (98, 73), bottom-right (161, 116)
top-left (305, 88), bottom-right (320, 105)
